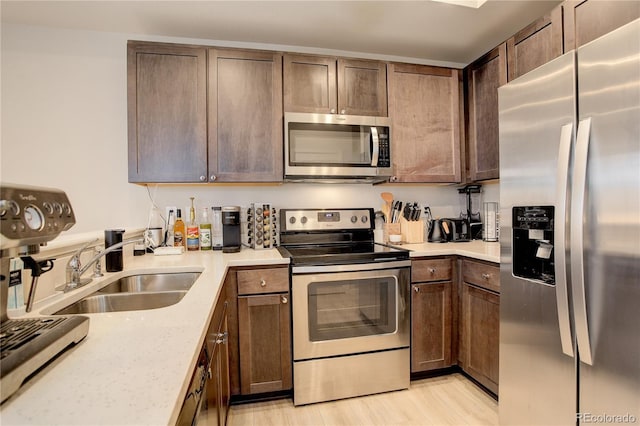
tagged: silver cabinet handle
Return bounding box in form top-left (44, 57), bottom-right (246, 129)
top-left (571, 117), bottom-right (593, 365)
top-left (413, 286), bottom-right (420, 293)
top-left (429, 268), bottom-right (436, 275)
top-left (330, 108), bottom-right (336, 114)
top-left (199, 175), bottom-right (206, 182)
top-left (340, 109), bottom-right (346, 114)
top-left (210, 175), bottom-right (217, 182)
top-left (260, 279), bottom-right (266, 287)
top-left (481, 273), bottom-right (491, 280)
top-left (281, 295), bottom-right (288, 304)
top-left (555, 122), bottom-right (575, 358)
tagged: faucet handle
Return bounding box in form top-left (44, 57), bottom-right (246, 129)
top-left (92, 246), bottom-right (104, 278)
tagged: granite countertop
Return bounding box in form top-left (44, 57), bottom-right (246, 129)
top-left (396, 240), bottom-right (500, 263)
top-left (0, 241), bottom-right (499, 425)
top-left (0, 248), bottom-right (288, 426)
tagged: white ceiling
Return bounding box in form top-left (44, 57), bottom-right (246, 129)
top-left (1, 0), bottom-right (562, 68)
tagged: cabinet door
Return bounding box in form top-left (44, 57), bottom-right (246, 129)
top-left (461, 283), bottom-right (499, 394)
top-left (411, 282), bottom-right (452, 372)
top-left (563, 0), bottom-right (640, 51)
top-left (237, 293), bottom-right (292, 394)
top-left (337, 59), bottom-right (388, 116)
top-left (507, 5), bottom-right (563, 81)
top-left (127, 42), bottom-right (207, 183)
top-left (208, 49), bottom-right (283, 182)
top-left (283, 54), bottom-right (337, 113)
top-left (388, 63), bottom-right (463, 183)
top-left (466, 43), bottom-right (507, 182)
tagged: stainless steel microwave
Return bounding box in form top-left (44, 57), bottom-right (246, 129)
top-left (284, 112), bottom-right (392, 183)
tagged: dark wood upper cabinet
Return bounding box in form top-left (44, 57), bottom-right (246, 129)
top-left (128, 43), bottom-right (283, 183)
top-left (284, 54), bottom-right (387, 116)
top-left (506, 5), bottom-right (563, 82)
top-left (337, 59), bottom-right (388, 116)
top-left (563, 0), bottom-right (640, 51)
top-left (127, 42), bottom-right (207, 183)
top-left (465, 43), bottom-right (507, 182)
top-left (388, 63), bottom-right (463, 183)
top-left (208, 49), bottom-right (283, 182)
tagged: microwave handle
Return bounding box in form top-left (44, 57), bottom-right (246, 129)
top-left (371, 127), bottom-right (379, 167)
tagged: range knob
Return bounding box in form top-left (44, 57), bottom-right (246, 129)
top-left (300, 216), bottom-right (308, 224)
top-left (361, 216), bottom-right (368, 223)
top-left (351, 215), bottom-right (358, 223)
top-left (289, 216), bottom-right (296, 224)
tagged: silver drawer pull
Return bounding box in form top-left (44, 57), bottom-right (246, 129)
top-left (429, 268), bottom-right (436, 274)
top-left (482, 273), bottom-right (491, 280)
top-left (413, 286), bottom-right (420, 293)
top-left (281, 295), bottom-right (288, 304)
top-left (260, 279), bottom-right (267, 287)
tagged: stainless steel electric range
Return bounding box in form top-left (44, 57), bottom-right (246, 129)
top-left (278, 208), bottom-right (411, 405)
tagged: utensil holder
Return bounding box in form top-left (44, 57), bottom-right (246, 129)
top-left (384, 223), bottom-right (401, 244)
top-left (401, 218), bottom-right (425, 244)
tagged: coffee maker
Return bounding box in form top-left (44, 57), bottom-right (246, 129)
top-left (222, 206), bottom-right (241, 253)
top-left (0, 184), bottom-right (89, 402)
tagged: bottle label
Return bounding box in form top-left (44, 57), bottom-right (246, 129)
top-left (186, 225), bottom-right (200, 251)
top-left (200, 228), bottom-right (212, 250)
top-left (174, 231), bottom-right (184, 247)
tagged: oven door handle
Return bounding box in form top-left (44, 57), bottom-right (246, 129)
top-left (292, 260), bottom-right (411, 274)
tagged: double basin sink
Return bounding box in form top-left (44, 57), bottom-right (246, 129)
top-left (54, 272), bottom-right (201, 315)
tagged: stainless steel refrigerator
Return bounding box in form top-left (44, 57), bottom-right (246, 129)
top-left (498, 19), bottom-right (640, 425)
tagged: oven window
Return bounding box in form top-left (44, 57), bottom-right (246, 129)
top-left (288, 123), bottom-right (372, 166)
top-left (308, 276), bottom-right (397, 341)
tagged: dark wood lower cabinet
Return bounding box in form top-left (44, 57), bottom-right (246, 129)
top-left (411, 281), bottom-right (452, 372)
top-left (460, 282), bottom-right (500, 395)
top-left (237, 292), bottom-right (292, 395)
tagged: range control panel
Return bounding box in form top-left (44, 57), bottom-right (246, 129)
top-left (0, 184), bottom-right (76, 250)
top-left (280, 208), bottom-right (373, 232)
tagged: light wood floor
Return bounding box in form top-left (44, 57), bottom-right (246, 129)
top-left (228, 373), bottom-right (498, 426)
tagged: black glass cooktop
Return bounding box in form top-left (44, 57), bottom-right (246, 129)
top-left (278, 242), bottom-right (409, 266)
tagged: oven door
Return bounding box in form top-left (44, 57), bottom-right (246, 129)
top-left (291, 260), bottom-right (410, 360)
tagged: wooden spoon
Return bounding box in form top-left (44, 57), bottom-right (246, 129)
top-left (381, 192), bottom-right (394, 221)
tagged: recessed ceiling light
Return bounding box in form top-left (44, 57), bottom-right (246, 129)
top-left (431, 0), bottom-right (488, 8)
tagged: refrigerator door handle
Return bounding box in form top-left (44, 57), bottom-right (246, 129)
top-left (571, 117), bottom-right (594, 366)
top-left (555, 123), bottom-right (575, 357)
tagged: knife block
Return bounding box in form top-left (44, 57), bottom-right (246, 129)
top-left (401, 217), bottom-right (424, 244)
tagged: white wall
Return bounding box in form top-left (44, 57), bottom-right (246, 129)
top-left (1, 23), bottom-right (499, 240)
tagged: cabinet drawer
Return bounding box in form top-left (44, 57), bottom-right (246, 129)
top-left (462, 259), bottom-right (500, 293)
top-left (237, 267), bottom-right (289, 295)
top-left (412, 258), bottom-right (452, 282)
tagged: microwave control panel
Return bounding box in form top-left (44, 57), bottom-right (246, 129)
top-left (377, 131), bottom-right (390, 168)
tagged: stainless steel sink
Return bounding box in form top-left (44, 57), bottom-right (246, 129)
top-left (54, 291), bottom-right (188, 314)
top-left (53, 272), bottom-right (201, 315)
top-left (96, 272), bottom-right (200, 293)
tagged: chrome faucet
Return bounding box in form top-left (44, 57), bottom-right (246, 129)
top-left (63, 237), bottom-right (144, 292)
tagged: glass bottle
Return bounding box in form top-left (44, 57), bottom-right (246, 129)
top-left (186, 197), bottom-right (200, 251)
top-left (173, 209), bottom-right (185, 248)
top-left (199, 207), bottom-right (212, 251)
